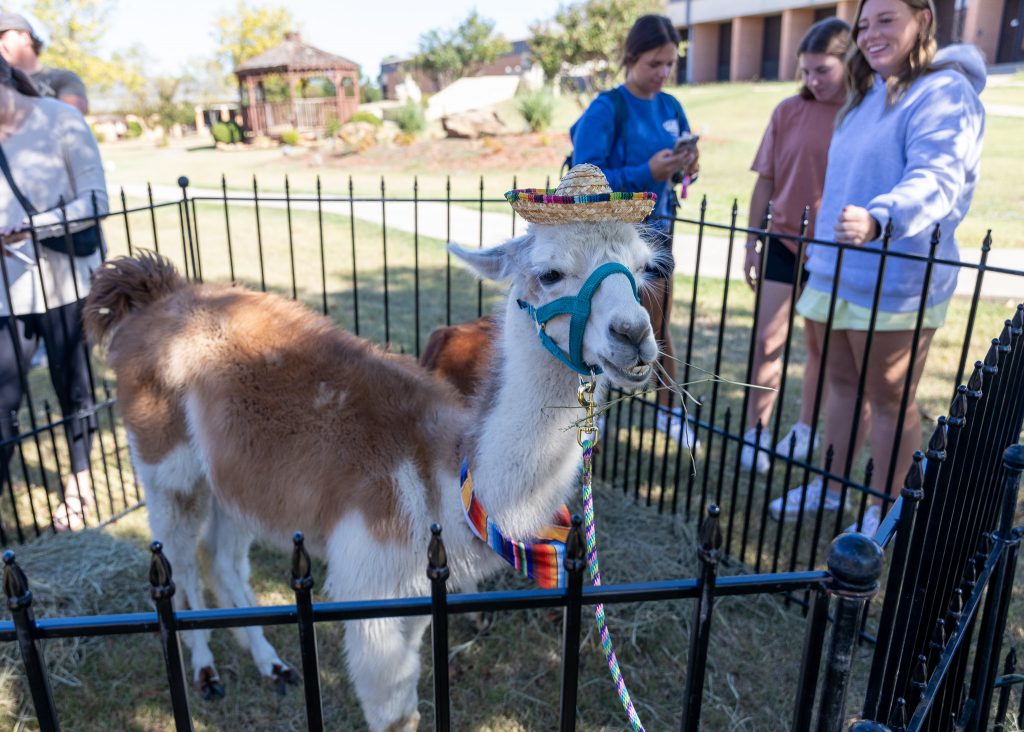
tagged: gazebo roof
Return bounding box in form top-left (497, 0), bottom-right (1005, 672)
top-left (235, 32), bottom-right (359, 76)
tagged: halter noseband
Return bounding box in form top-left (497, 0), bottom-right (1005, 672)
top-left (517, 261), bottom-right (640, 376)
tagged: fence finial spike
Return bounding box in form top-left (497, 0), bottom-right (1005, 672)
top-left (984, 339), bottom-right (1000, 371)
top-left (291, 532), bottom-right (314, 590)
top-left (902, 452), bottom-right (925, 499)
top-left (948, 386), bottom-right (968, 423)
top-left (698, 504), bottom-right (722, 561)
top-left (564, 515), bottom-right (585, 573)
top-left (887, 697), bottom-right (908, 730)
top-left (926, 417), bottom-right (947, 460)
top-left (427, 523), bottom-right (450, 580)
top-left (149, 541), bottom-right (175, 599)
top-left (2, 550), bottom-right (30, 608)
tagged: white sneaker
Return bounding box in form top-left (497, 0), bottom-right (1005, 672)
top-left (775, 422), bottom-right (818, 461)
top-left (768, 479), bottom-right (843, 522)
top-left (656, 407), bottom-right (699, 451)
top-left (845, 504), bottom-right (881, 536)
top-left (740, 427), bottom-right (771, 473)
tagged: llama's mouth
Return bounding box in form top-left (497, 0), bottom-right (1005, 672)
top-left (599, 358), bottom-right (653, 388)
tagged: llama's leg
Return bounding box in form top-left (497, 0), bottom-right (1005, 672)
top-left (345, 615), bottom-right (429, 732)
top-left (143, 479), bottom-right (224, 699)
top-left (203, 504), bottom-right (297, 690)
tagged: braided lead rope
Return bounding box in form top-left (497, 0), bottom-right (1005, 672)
top-left (581, 437), bottom-right (645, 732)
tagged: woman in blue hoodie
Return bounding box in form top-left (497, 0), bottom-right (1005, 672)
top-left (769, 0), bottom-right (985, 534)
top-left (572, 14), bottom-right (699, 444)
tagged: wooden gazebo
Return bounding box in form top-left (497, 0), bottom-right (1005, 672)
top-left (235, 32), bottom-right (360, 136)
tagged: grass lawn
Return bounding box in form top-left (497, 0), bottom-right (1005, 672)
top-left (99, 79), bottom-right (1024, 249)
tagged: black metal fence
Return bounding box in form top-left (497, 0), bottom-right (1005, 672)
top-left (1, 176), bottom-right (1022, 729)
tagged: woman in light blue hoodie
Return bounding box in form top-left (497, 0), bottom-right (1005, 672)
top-left (769, 0), bottom-right (985, 535)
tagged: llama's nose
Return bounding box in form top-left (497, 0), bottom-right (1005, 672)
top-left (609, 318), bottom-right (651, 355)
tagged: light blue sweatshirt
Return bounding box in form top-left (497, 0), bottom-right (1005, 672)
top-left (806, 45), bottom-right (986, 312)
top-left (571, 85), bottom-right (690, 227)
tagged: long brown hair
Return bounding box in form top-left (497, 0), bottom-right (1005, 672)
top-left (797, 17), bottom-right (852, 100)
top-left (838, 0), bottom-right (937, 124)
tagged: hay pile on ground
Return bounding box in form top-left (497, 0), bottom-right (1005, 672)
top-left (1, 529), bottom-right (150, 729)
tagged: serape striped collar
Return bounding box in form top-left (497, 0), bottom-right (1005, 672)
top-left (460, 458), bottom-right (571, 589)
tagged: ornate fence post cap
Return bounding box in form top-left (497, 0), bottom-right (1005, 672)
top-left (149, 541), bottom-right (175, 600)
top-left (291, 532), bottom-right (314, 591)
top-left (901, 452), bottom-right (925, 500)
top-left (564, 515), bottom-right (585, 574)
top-left (177, 176), bottom-right (189, 189)
top-left (698, 504), bottom-right (722, 564)
top-left (2, 550), bottom-right (31, 610)
top-left (847, 721), bottom-right (892, 732)
top-left (1002, 444), bottom-right (1024, 472)
top-left (427, 523), bottom-right (450, 581)
top-left (826, 532), bottom-right (882, 597)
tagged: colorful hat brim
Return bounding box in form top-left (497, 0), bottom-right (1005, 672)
top-left (505, 189), bottom-right (656, 225)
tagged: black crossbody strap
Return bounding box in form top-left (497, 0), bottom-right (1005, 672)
top-left (0, 144), bottom-right (38, 217)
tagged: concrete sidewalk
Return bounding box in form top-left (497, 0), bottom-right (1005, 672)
top-left (124, 183), bottom-right (1024, 300)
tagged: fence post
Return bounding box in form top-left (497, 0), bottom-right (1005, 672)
top-left (682, 504), bottom-right (722, 731)
top-left (815, 533), bottom-right (883, 732)
top-left (968, 444), bottom-right (1024, 731)
top-left (793, 585), bottom-right (830, 732)
top-left (149, 541), bottom-right (195, 732)
top-left (177, 176), bottom-right (197, 281)
top-left (3, 551), bottom-right (60, 731)
top-left (558, 516), bottom-right (585, 732)
top-left (290, 532), bottom-right (323, 731)
top-left (427, 524), bottom-right (451, 732)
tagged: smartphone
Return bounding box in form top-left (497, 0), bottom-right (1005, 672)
top-left (673, 132), bottom-right (700, 154)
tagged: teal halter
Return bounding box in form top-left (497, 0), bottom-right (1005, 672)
top-left (517, 262), bottom-right (640, 376)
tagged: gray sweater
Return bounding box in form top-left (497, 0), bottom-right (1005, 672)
top-left (806, 45), bottom-right (986, 312)
top-left (1, 97), bottom-right (108, 315)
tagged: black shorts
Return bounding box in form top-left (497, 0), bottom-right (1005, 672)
top-left (763, 236), bottom-right (809, 285)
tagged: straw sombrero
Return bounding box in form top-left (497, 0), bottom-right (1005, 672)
top-left (505, 164), bottom-right (656, 225)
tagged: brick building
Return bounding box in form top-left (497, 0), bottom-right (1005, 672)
top-left (667, 0), bottom-right (1022, 84)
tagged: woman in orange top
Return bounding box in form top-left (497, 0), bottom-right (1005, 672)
top-left (740, 17), bottom-right (852, 474)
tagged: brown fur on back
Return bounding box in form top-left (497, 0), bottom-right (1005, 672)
top-left (97, 255), bottom-right (466, 549)
top-left (419, 316), bottom-right (496, 400)
top-left (84, 252), bottom-right (186, 343)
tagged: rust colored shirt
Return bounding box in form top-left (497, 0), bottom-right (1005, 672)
top-left (750, 94), bottom-right (840, 246)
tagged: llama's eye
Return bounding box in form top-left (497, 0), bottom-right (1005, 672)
top-left (538, 270), bottom-right (564, 286)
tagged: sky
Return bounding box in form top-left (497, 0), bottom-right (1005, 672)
top-left (26, 0), bottom-right (558, 80)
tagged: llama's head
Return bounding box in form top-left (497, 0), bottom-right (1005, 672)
top-left (450, 220), bottom-right (659, 390)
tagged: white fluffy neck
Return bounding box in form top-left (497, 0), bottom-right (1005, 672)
top-left (467, 296), bottom-right (592, 540)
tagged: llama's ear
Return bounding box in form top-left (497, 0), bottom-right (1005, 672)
top-left (449, 235), bottom-right (532, 282)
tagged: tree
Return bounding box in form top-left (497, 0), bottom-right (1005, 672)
top-left (214, 0), bottom-right (296, 71)
top-left (31, 0), bottom-right (140, 94)
top-left (412, 10), bottom-right (510, 90)
top-left (528, 0), bottom-right (664, 88)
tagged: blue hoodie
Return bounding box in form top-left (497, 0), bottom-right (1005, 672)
top-left (806, 45), bottom-right (986, 312)
top-left (571, 85), bottom-right (690, 227)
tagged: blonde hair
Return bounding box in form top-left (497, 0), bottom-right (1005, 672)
top-left (837, 0), bottom-right (938, 125)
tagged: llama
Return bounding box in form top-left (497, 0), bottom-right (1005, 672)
top-left (85, 167), bottom-right (661, 731)
top-left (418, 315), bottom-right (495, 399)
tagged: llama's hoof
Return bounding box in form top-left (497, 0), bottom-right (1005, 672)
top-left (468, 610), bottom-right (491, 633)
top-left (196, 667), bottom-right (225, 700)
top-left (266, 663), bottom-right (299, 695)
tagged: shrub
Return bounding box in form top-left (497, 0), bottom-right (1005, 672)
top-left (391, 101), bottom-right (426, 136)
top-left (517, 89), bottom-right (555, 133)
top-left (125, 120), bottom-right (143, 138)
top-left (348, 111), bottom-right (383, 128)
top-left (325, 118), bottom-right (342, 138)
top-left (211, 121), bottom-right (242, 145)
top-left (279, 128), bottom-right (301, 146)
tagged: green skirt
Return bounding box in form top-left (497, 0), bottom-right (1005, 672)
top-left (796, 288), bottom-right (949, 331)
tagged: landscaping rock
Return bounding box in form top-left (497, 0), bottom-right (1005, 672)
top-left (441, 110), bottom-right (510, 139)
